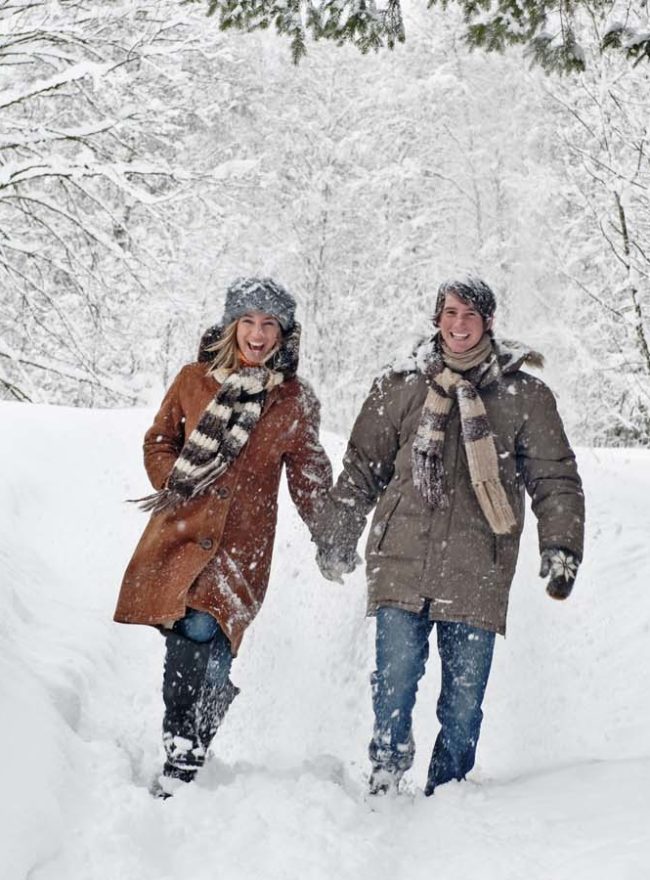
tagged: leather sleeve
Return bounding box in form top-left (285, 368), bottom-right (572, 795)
top-left (142, 369), bottom-right (187, 490)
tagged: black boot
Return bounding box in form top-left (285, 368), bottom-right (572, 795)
top-left (161, 631), bottom-right (213, 780)
top-left (154, 630), bottom-right (239, 798)
top-left (197, 678), bottom-right (240, 754)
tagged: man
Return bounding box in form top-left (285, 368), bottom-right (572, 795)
top-left (315, 275), bottom-right (584, 797)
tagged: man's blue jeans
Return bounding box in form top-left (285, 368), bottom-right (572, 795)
top-left (369, 604), bottom-right (495, 795)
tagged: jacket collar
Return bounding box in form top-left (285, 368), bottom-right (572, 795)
top-left (393, 333), bottom-right (544, 379)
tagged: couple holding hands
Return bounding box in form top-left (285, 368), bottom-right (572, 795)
top-left (114, 275), bottom-right (584, 799)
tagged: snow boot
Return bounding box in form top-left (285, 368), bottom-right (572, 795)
top-left (149, 762), bottom-right (197, 800)
top-left (368, 767), bottom-right (403, 797)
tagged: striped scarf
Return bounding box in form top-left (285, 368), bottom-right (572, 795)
top-left (412, 334), bottom-right (517, 535)
top-left (138, 367), bottom-right (281, 514)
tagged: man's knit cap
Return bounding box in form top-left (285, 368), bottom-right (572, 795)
top-left (222, 277), bottom-right (296, 331)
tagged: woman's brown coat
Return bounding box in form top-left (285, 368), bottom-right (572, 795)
top-left (114, 362), bottom-right (332, 653)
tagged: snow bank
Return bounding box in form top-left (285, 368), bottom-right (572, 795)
top-left (2, 402), bottom-right (649, 879)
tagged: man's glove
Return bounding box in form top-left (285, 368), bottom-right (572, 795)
top-left (539, 547), bottom-right (580, 600)
top-left (316, 545), bottom-right (361, 584)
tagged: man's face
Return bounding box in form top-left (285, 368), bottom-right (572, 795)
top-left (438, 292), bottom-right (490, 354)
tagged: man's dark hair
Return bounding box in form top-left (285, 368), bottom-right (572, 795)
top-left (433, 275), bottom-right (496, 325)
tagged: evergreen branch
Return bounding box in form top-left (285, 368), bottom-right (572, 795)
top-left (186, 0), bottom-right (650, 73)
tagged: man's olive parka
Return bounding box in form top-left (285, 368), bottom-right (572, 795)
top-left (324, 337), bottom-right (584, 634)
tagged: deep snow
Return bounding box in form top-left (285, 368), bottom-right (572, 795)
top-left (2, 401), bottom-right (649, 880)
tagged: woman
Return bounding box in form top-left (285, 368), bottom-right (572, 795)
top-left (114, 277), bottom-right (332, 797)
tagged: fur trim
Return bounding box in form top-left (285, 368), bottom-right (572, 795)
top-left (390, 333), bottom-right (544, 378)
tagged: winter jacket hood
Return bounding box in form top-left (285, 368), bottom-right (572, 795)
top-left (390, 333), bottom-right (545, 380)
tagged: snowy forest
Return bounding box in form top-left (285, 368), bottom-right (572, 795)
top-left (2, 0), bottom-right (649, 443)
top-left (3, 4), bottom-right (650, 879)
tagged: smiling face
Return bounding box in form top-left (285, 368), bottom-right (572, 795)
top-left (437, 292), bottom-right (491, 354)
top-left (236, 311), bottom-right (281, 365)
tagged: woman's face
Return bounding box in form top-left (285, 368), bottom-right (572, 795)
top-left (236, 311), bottom-right (281, 364)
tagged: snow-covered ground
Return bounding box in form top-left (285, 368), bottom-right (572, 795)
top-left (3, 401), bottom-right (650, 880)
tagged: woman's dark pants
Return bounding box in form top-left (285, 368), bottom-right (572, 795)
top-left (162, 609), bottom-right (238, 781)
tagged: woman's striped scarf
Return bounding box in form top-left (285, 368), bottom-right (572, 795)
top-left (139, 367), bottom-right (281, 514)
top-left (137, 323), bottom-right (301, 515)
top-left (412, 334), bottom-right (517, 535)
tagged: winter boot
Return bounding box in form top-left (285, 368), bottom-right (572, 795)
top-left (368, 767), bottom-right (403, 797)
top-left (160, 630), bottom-right (213, 785)
top-left (196, 678), bottom-right (240, 754)
top-left (149, 762), bottom-right (198, 800)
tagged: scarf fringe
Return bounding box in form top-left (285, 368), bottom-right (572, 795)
top-left (131, 488), bottom-right (179, 515)
top-left (132, 456), bottom-right (231, 515)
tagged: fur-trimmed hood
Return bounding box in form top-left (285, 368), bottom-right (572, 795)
top-left (391, 333), bottom-right (544, 379)
top-left (197, 321), bottom-right (302, 378)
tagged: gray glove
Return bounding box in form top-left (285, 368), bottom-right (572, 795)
top-left (539, 547), bottom-right (580, 600)
top-left (316, 545), bottom-right (361, 584)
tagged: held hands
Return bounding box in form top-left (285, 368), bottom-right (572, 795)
top-left (316, 545), bottom-right (361, 584)
top-left (539, 547), bottom-right (580, 600)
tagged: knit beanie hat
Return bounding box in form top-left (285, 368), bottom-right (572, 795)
top-left (222, 277), bottom-right (296, 332)
top-left (433, 275), bottom-right (496, 325)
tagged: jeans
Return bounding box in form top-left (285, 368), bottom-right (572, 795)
top-left (369, 604), bottom-right (495, 795)
top-left (162, 609), bottom-right (239, 777)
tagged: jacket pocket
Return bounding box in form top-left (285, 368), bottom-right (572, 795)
top-left (370, 495), bottom-right (401, 554)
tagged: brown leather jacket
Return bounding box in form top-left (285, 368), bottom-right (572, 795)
top-left (114, 362), bottom-right (332, 653)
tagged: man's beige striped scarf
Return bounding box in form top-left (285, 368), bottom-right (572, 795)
top-left (412, 334), bottom-right (517, 535)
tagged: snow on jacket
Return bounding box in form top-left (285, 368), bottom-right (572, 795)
top-left (320, 337), bottom-right (585, 635)
top-left (114, 360), bottom-right (332, 654)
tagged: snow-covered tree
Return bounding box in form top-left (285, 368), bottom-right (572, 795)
top-left (541, 47), bottom-right (650, 445)
top-left (190, 0), bottom-right (650, 73)
top-left (0, 0), bottom-right (259, 404)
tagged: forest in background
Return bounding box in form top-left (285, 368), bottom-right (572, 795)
top-left (2, 0), bottom-right (649, 444)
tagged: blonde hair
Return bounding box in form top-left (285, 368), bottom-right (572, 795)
top-left (205, 318), bottom-right (284, 375)
top-left (205, 321), bottom-right (240, 373)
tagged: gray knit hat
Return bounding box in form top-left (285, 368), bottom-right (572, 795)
top-left (222, 277), bottom-right (296, 332)
top-left (433, 275), bottom-right (496, 325)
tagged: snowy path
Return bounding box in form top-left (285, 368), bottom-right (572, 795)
top-left (3, 403), bottom-right (650, 880)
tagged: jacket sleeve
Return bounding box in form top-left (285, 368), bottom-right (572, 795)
top-left (284, 383), bottom-right (334, 538)
top-left (516, 380), bottom-right (585, 558)
top-left (142, 369), bottom-right (187, 490)
top-left (318, 375), bottom-right (401, 553)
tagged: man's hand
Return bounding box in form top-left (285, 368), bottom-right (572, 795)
top-left (316, 546), bottom-right (360, 584)
top-left (539, 547), bottom-right (580, 600)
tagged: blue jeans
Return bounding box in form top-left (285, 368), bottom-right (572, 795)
top-left (369, 605), bottom-right (495, 795)
top-left (172, 608), bottom-right (233, 687)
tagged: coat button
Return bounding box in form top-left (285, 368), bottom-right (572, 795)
top-left (199, 537), bottom-right (214, 550)
top-left (216, 487), bottom-right (230, 499)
